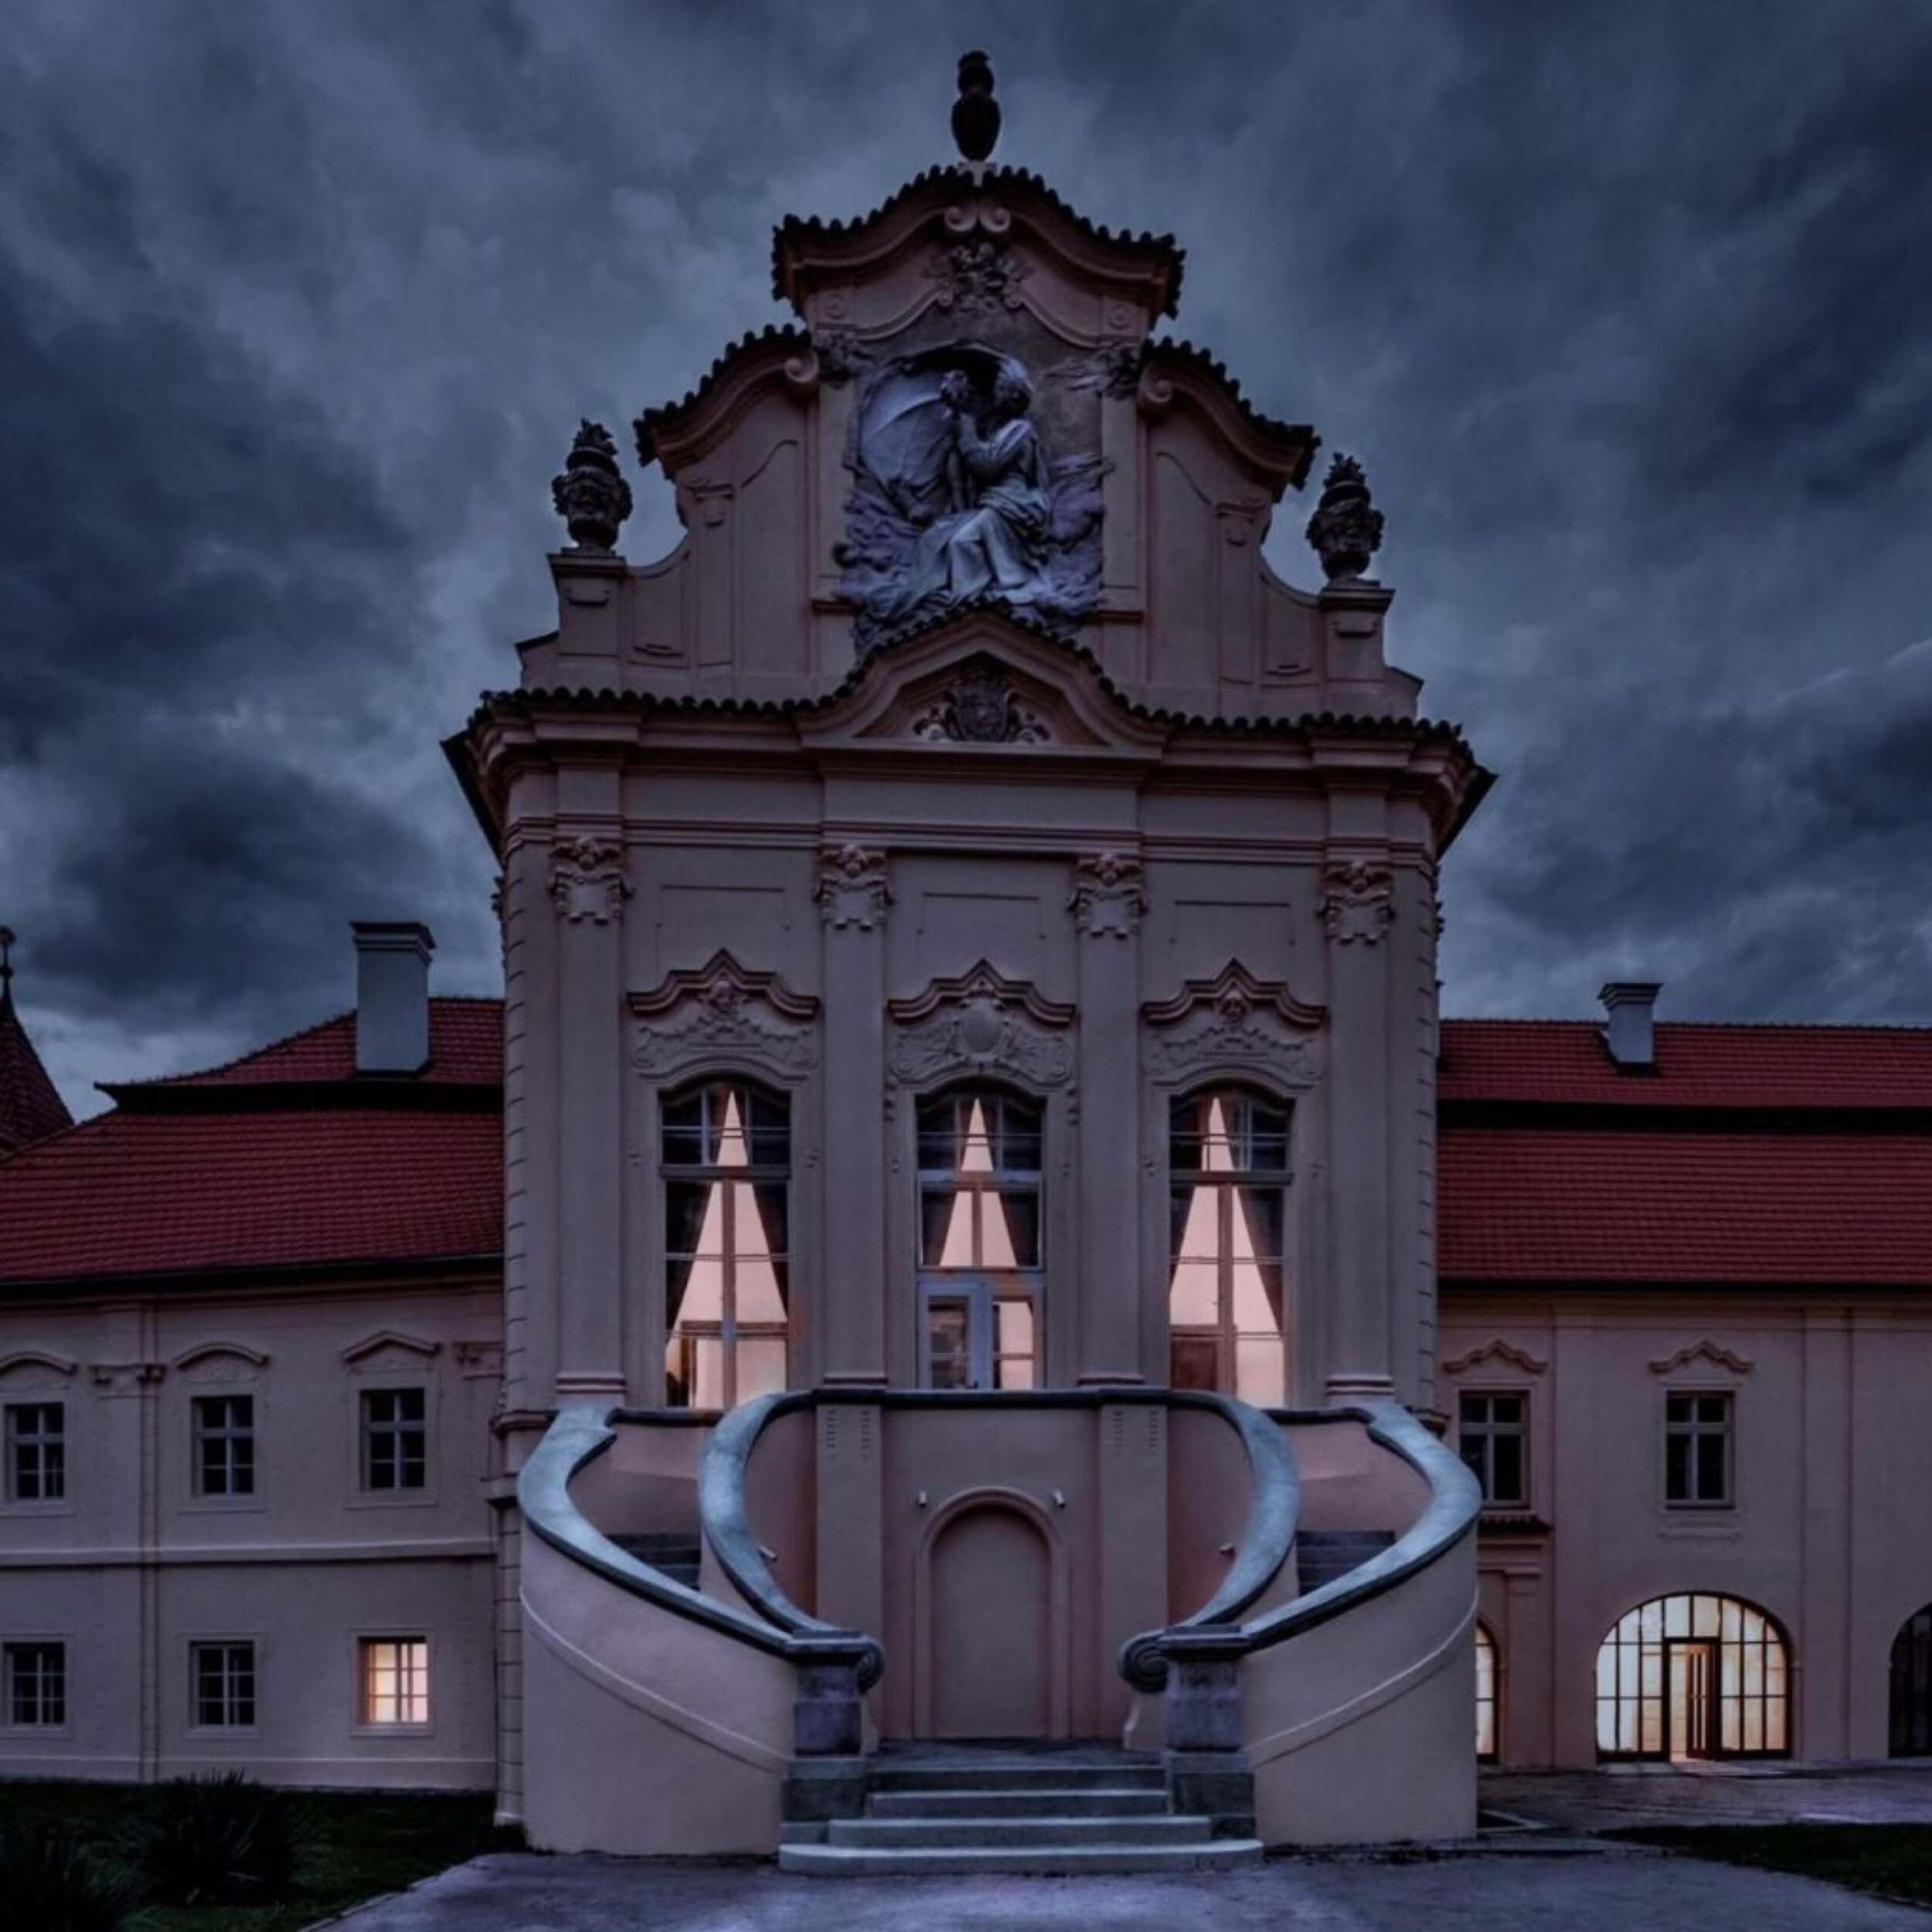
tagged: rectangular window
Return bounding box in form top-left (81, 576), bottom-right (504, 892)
top-left (361, 1388), bottom-right (427, 1492)
top-left (4, 1403), bottom-right (64, 1502)
top-left (192, 1394), bottom-right (255, 1498)
top-left (5, 1641), bottom-right (66, 1726)
top-left (1458, 1393), bottom-right (1527, 1506)
top-left (1665, 1392), bottom-right (1733, 1505)
top-left (359, 1638), bottom-right (429, 1725)
top-left (192, 1641), bottom-right (257, 1729)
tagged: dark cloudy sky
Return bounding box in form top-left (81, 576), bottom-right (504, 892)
top-left (4, 2), bottom-right (1930, 1117)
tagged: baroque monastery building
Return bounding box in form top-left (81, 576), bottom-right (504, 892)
top-left (4, 59), bottom-right (1931, 1868)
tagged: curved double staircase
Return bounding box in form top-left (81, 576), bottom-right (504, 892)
top-left (515, 1389), bottom-right (1478, 1869)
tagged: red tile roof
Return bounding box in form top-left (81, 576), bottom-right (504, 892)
top-left (1438, 1017), bottom-right (1932, 1285)
top-left (1439, 1018), bottom-right (1932, 1111)
top-left (0, 998), bottom-right (502, 1291)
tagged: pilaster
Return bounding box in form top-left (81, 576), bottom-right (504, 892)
top-left (1072, 854), bottom-right (1146, 1384)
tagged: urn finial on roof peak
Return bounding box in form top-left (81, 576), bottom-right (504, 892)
top-left (952, 49), bottom-right (1000, 163)
top-left (550, 418), bottom-right (632, 553)
top-left (1305, 452), bottom-right (1385, 582)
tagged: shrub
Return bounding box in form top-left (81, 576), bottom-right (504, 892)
top-left (0, 1825), bottom-right (141, 1932)
top-left (119, 1770), bottom-right (308, 1907)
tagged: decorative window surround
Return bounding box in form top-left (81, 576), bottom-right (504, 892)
top-left (887, 961), bottom-right (1075, 1090)
top-left (1444, 1339), bottom-right (1549, 1377)
top-left (1142, 961), bottom-right (1325, 1087)
top-left (342, 1332), bottom-right (440, 1369)
top-left (1649, 1340), bottom-right (1753, 1377)
top-left (630, 951), bottom-right (820, 1083)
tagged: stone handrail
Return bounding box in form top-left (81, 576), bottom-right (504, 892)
top-left (702, 1390), bottom-right (885, 1690)
top-left (518, 1401), bottom-right (880, 1685)
top-left (1117, 1390), bottom-right (1299, 1691)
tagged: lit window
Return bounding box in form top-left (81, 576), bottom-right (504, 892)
top-left (662, 1083), bottom-right (791, 1409)
top-left (361, 1388), bottom-right (427, 1491)
top-left (916, 1089), bottom-right (1042, 1390)
top-left (192, 1394), bottom-right (254, 1498)
top-left (192, 1642), bottom-right (257, 1729)
top-left (1475, 1623), bottom-right (1499, 1762)
top-left (1458, 1393), bottom-right (1526, 1506)
top-left (1665, 1392), bottom-right (1733, 1505)
top-left (1167, 1090), bottom-right (1288, 1406)
top-left (5, 1403), bottom-right (64, 1502)
top-left (5, 1641), bottom-right (65, 1726)
top-left (360, 1638), bottom-right (429, 1726)
top-left (1594, 1594), bottom-right (1787, 1760)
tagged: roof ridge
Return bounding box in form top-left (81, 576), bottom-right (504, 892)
top-left (1442, 1015), bottom-right (1932, 1036)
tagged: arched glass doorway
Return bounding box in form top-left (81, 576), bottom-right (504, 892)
top-left (1475, 1622), bottom-right (1499, 1763)
top-left (1595, 1593), bottom-right (1789, 1760)
top-left (1890, 1606), bottom-right (1932, 1757)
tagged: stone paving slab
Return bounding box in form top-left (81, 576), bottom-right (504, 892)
top-left (1485, 1764), bottom-right (1932, 1832)
top-left (329, 1845), bottom-right (1931, 1930)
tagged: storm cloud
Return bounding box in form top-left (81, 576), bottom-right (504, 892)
top-left (2, 0), bottom-right (1929, 1114)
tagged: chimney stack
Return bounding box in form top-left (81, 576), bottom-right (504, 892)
top-left (352, 922), bottom-right (434, 1074)
top-left (1599, 980), bottom-right (1661, 1070)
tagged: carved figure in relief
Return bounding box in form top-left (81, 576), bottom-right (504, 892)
top-left (838, 342), bottom-right (1104, 649)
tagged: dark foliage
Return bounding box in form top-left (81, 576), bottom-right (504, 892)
top-left (0, 1824), bottom-right (141, 1932)
top-left (117, 1771), bottom-right (309, 1908)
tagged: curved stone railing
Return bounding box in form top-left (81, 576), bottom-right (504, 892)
top-left (702, 1391), bottom-right (886, 1689)
top-left (1116, 1392), bottom-right (1298, 1691)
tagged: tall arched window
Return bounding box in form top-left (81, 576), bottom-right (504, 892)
top-left (1167, 1088), bottom-right (1289, 1406)
top-left (661, 1081), bottom-right (789, 1410)
top-left (915, 1087), bottom-right (1041, 1389)
top-left (1475, 1622), bottom-right (1499, 1763)
top-left (1890, 1605), bottom-right (1932, 1757)
top-left (1594, 1593), bottom-right (1788, 1760)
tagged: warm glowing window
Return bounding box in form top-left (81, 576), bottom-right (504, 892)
top-left (359, 1638), bottom-right (429, 1726)
top-left (662, 1083), bottom-right (790, 1410)
top-left (1594, 1594), bottom-right (1787, 1760)
top-left (1167, 1090), bottom-right (1289, 1406)
top-left (1475, 1623), bottom-right (1498, 1762)
top-left (916, 1090), bottom-right (1041, 1391)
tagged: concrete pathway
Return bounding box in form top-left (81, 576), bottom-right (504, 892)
top-left (332, 1845), bottom-right (1930, 1930)
top-left (1485, 1762), bottom-right (1932, 1831)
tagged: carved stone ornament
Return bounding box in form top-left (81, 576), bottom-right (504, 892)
top-left (815, 845), bottom-right (893, 931)
top-left (1442, 1339), bottom-right (1549, 1377)
top-left (630, 951), bottom-right (820, 1080)
top-left (89, 1361), bottom-right (165, 1396)
top-left (1648, 1339), bottom-right (1753, 1377)
top-left (1323, 860), bottom-right (1395, 945)
top-left (0, 1349), bottom-right (78, 1393)
top-left (888, 961), bottom-right (1074, 1089)
top-left (1046, 343), bottom-right (1146, 400)
top-left (1070, 852), bottom-right (1147, 939)
top-left (550, 419), bottom-right (633, 552)
top-left (812, 328), bottom-right (874, 386)
top-left (910, 658), bottom-right (1051, 744)
top-left (173, 1343), bottom-right (269, 1385)
top-left (550, 835), bottom-right (631, 924)
top-left (927, 237), bottom-right (1028, 314)
top-left (1304, 452), bottom-right (1384, 581)
top-left (1143, 961), bottom-right (1325, 1087)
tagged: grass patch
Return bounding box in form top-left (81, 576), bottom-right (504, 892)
top-left (0, 1782), bottom-right (513, 1930)
top-left (1608, 1824), bottom-right (1932, 1909)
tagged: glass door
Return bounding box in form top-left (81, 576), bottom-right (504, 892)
top-left (918, 1276), bottom-right (1037, 1390)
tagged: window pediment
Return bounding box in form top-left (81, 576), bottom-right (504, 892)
top-left (888, 961), bottom-right (1074, 1090)
top-left (630, 951), bottom-right (819, 1082)
top-left (173, 1343), bottom-right (270, 1383)
top-left (342, 1332), bottom-right (440, 1373)
top-left (0, 1349), bottom-right (77, 1392)
top-left (1142, 961), bottom-right (1325, 1087)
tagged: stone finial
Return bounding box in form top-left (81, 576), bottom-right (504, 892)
top-left (951, 49), bottom-right (1000, 162)
top-left (1304, 453), bottom-right (1384, 581)
top-left (550, 420), bottom-right (633, 552)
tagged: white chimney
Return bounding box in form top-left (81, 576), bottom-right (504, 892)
top-left (352, 922), bottom-right (435, 1073)
top-left (1599, 980), bottom-right (1661, 1070)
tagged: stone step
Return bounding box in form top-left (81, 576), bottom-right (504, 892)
top-left (832, 1813), bottom-right (1210, 1850)
top-left (780, 1838), bottom-right (1265, 1878)
top-left (869, 1786), bottom-right (1169, 1819)
top-left (869, 1760), bottom-right (1165, 1793)
top-left (1296, 1528), bottom-right (1396, 1589)
top-left (610, 1533), bottom-right (702, 1587)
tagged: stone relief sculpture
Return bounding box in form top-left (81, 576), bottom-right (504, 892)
top-left (837, 342), bottom-right (1104, 650)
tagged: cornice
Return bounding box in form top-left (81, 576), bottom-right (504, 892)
top-left (634, 324), bottom-right (816, 475)
top-left (1138, 338), bottom-right (1319, 495)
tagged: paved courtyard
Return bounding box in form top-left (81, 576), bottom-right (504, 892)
top-left (1485, 1762), bottom-right (1932, 1831)
top-left (335, 1838), bottom-right (1927, 1931)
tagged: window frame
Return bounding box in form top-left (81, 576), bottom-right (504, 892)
top-left (3, 1400), bottom-right (66, 1507)
top-left (1663, 1386), bottom-right (1736, 1510)
top-left (352, 1633), bottom-right (434, 1735)
top-left (1458, 1389), bottom-right (1530, 1510)
top-left (189, 1391), bottom-right (258, 1505)
top-left (188, 1638), bottom-right (259, 1734)
top-left (1163, 1083), bottom-right (1293, 1408)
top-left (1594, 1591), bottom-right (1790, 1761)
top-left (659, 1078), bottom-right (793, 1412)
top-left (2, 1638), bottom-right (68, 1732)
top-left (913, 1083), bottom-right (1045, 1392)
top-left (1475, 1621), bottom-right (1501, 1764)
top-left (359, 1385), bottom-right (429, 1494)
